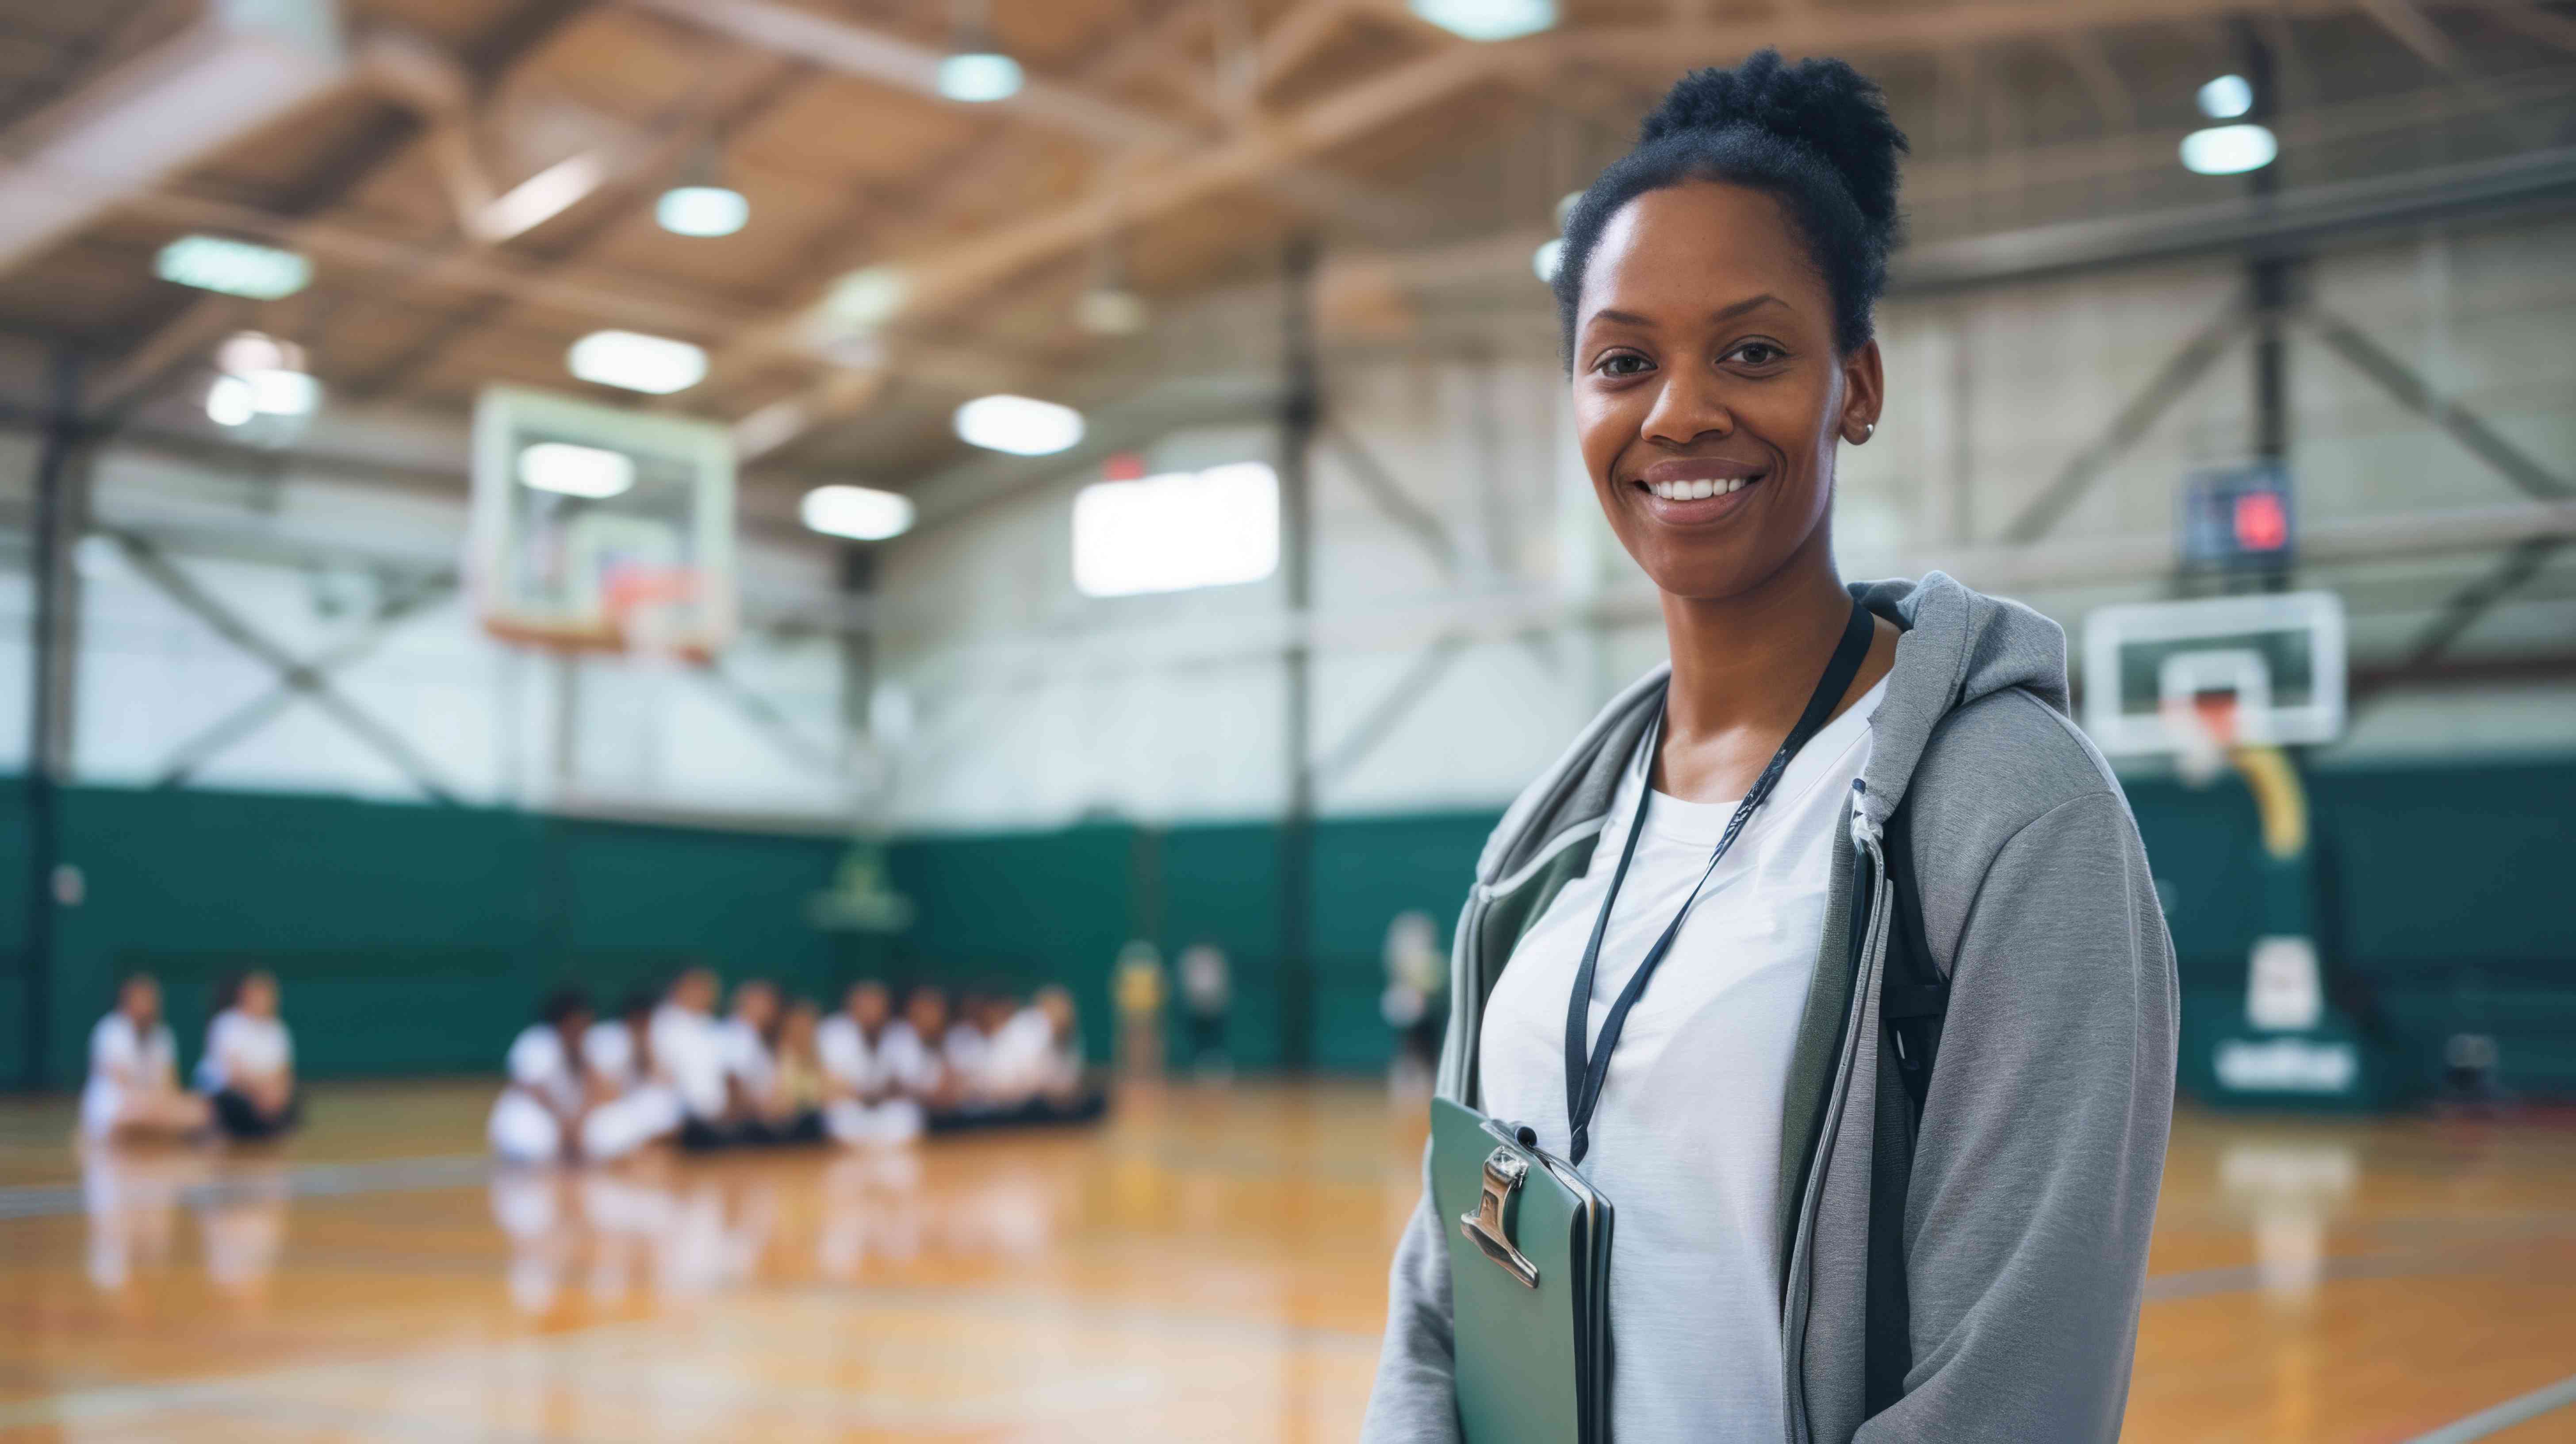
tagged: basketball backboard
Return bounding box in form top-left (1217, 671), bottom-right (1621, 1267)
top-left (2082, 591), bottom-right (2347, 757)
top-left (468, 385), bottom-right (736, 658)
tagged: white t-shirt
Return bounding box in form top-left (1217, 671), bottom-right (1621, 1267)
top-left (82, 1013), bottom-right (179, 1136)
top-left (816, 1014), bottom-right (882, 1093)
top-left (583, 1019), bottom-right (637, 1091)
top-left (1479, 678), bottom-right (1883, 1444)
top-left (650, 1004), bottom-right (728, 1119)
top-left (505, 1024), bottom-right (585, 1113)
top-left (978, 1009), bottom-right (1080, 1100)
top-left (717, 1017), bottom-right (775, 1097)
top-left (876, 1022), bottom-right (944, 1097)
top-left (195, 1009), bottom-right (292, 1092)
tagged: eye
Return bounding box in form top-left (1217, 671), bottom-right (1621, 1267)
top-left (1729, 340), bottom-right (1786, 367)
top-left (1595, 351), bottom-right (1654, 377)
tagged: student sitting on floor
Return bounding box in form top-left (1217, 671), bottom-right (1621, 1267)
top-left (195, 970), bottom-right (300, 1141)
top-left (878, 984), bottom-right (963, 1110)
top-left (650, 968), bottom-right (738, 1149)
top-left (770, 999), bottom-right (833, 1138)
top-left (489, 990), bottom-right (595, 1163)
top-left (816, 980), bottom-right (924, 1147)
top-left (943, 987), bottom-right (996, 1088)
top-left (978, 985), bottom-right (1089, 1106)
top-left (81, 974), bottom-right (211, 1144)
top-left (697, 978), bottom-right (818, 1147)
top-left (583, 989), bottom-right (683, 1150)
top-left (490, 989), bottom-right (679, 1165)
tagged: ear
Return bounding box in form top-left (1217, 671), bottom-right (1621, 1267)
top-left (1838, 338), bottom-right (1884, 444)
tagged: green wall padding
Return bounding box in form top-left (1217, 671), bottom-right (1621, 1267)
top-left (5, 756), bottom-right (2571, 1099)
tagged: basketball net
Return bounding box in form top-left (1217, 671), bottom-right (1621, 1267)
top-left (602, 565), bottom-right (702, 666)
top-left (2162, 692), bottom-right (2240, 788)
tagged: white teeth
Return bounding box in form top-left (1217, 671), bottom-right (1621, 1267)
top-left (1648, 476), bottom-right (1759, 500)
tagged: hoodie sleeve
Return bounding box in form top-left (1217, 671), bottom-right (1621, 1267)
top-left (1855, 788), bottom-right (2178, 1443)
top-left (1361, 1143), bottom-right (1464, 1444)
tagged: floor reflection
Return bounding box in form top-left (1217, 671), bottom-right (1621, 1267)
top-left (80, 1146), bottom-right (292, 1303)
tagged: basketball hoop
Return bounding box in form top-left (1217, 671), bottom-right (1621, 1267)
top-left (603, 564), bottom-right (704, 663)
top-left (2162, 692), bottom-right (2239, 787)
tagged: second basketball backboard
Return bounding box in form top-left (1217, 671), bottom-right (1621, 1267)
top-left (2082, 591), bottom-right (2347, 756)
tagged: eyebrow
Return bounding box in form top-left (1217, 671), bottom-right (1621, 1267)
top-left (1587, 294), bottom-right (1787, 330)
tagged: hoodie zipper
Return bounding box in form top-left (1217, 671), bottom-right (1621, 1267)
top-left (1781, 783), bottom-right (1895, 1444)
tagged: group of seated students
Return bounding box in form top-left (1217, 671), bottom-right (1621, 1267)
top-left (81, 971), bottom-right (301, 1145)
top-left (490, 969), bottom-right (1098, 1166)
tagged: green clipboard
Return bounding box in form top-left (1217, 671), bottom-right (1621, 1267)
top-left (1431, 1095), bottom-right (1614, 1444)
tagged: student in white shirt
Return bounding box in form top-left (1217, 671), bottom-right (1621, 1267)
top-left (817, 979), bottom-right (922, 1146)
top-left (977, 986), bottom-right (1088, 1106)
top-left (876, 985), bottom-right (960, 1110)
top-left (650, 968), bottom-right (736, 1148)
top-left (586, 989), bottom-right (684, 1154)
top-left (713, 978), bottom-right (814, 1144)
top-left (197, 970), bottom-right (300, 1140)
top-left (81, 975), bottom-right (211, 1143)
top-left (489, 989), bottom-right (678, 1164)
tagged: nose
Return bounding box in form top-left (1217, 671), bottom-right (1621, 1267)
top-left (1638, 362), bottom-right (1733, 448)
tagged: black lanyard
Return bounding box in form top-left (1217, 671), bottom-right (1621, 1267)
top-left (1560, 601), bottom-right (1876, 1167)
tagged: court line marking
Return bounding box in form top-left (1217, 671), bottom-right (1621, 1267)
top-left (0, 1153), bottom-right (489, 1220)
top-left (2400, 1372), bottom-right (2576, 1444)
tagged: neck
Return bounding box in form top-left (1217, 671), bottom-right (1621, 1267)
top-left (1659, 537), bottom-right (1851, 746)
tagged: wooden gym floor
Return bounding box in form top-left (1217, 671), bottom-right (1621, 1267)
top-left (0, 1079), bottom-right (2571, 1442)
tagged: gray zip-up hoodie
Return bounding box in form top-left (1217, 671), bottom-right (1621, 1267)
top-left (1362, 572), bottom-right (2179, 1443)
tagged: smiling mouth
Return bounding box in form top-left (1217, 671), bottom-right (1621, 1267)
top-left (1641, 475), bottom-right (1757, 501)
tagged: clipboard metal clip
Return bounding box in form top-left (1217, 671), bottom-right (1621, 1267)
top-left (1460, 1147), bottom-right (1540, 1288)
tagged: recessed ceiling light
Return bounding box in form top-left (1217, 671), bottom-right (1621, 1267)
top-left (216, 330), bottom-right (301, 377)
top-left (801, 484), bottom-right (916, 541)
top-left (656, 184), bottom-right (749, 238)
top-left (1409, 0), bottom-right (1556, 42)
top-left (2181, 123), bottom-right (2277, 176)
top-left (243, 368), bottom-right (320, 417)
top-left (1077, 286), bottom-right (1147, 336)
top-left (954, 393), bottom-right (1084, 456)
top-left (156, 234), bottom-right (310, 299)
top-left (518, 442), bottom-right (636, 499)
top-left (206, 374), bottom-right (257, 427)
top-left (2197, 74), bottom-right (2254, 120)
top-left (1532, 237), bottom-right (1564, 284)
top-left (567, 330), bottom-right (708, 394)
top-left (938, 51), bottom-right (1023, 103)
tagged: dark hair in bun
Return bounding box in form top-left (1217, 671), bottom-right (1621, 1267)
top-left (1552, 50), bottom-right (1908, 361)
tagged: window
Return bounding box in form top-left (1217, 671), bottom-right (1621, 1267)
top-left (1072, 462), bottom-right (1279, 598)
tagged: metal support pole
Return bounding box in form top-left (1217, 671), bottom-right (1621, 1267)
top-left (2243, 21), bottom-right (2296, 594)
top-left (1278, 233), bottom-right (1320, 1073)
top-left (23, 351), bottom-right (80, 1090)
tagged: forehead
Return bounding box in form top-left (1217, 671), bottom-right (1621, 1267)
top-left (1578, 180), bottom-right (1822, 322)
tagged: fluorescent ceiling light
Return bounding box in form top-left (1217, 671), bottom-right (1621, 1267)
top-left (954, 393), bottom-right (1084, 456)
top-left (1077, 286), bottom-right (1147, 336)
top-left (244, 368), bottom-right (320, 417)
top-left (938, 51), bottom-right (1023, 103)
top-left (1532, 237), bottom-right (1564, 284)
top-left (206, 375), bottom-right (257, 427)
top-left (1073, 462), bottom-right (1280, 598)
top-left (1554, 190), bottom-right (1583, 230)
top-left (156, 234), bottom-right (311, 299)
top-left (800, 484), bottom-right (916, 541)
top-left (2181, 123), bottom-right (2277, 176)
top-left (2198, 74), bottom-right (2254, 119)
top-left (1408, 0), bottom-right (1556, 42)
top-left (567, 330), bottom-right (708, 394)
top-left (477, 152), bottom-right (606, 242)
top-left (656, 184), bottom-right (748, 238)
top-left (216, 330), bottom-right (301, 376)
top-left (518, 442), bottom-right (636, 499)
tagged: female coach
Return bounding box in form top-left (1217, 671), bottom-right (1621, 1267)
top-left (1362, 51), bottom-right (2177, 1444)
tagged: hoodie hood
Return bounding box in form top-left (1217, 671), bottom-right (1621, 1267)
top-left (1476, 572), bottom-right (2071, 886)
